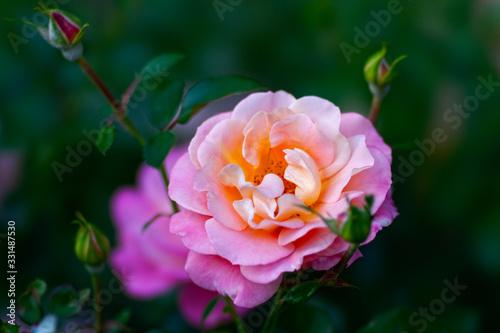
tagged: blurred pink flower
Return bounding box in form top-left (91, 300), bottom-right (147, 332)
top-left (169, 91), bottom-right (397, 308)
top-left (110, 147), bottom-right (245, 329)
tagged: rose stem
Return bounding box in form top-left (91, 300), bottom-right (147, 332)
top-left (223, 297), bottom-right (247, 333)
top-left (368, 94), bottom-right (382, 125)
top-left (90, 271), bottom-right (104, 333)
top-left (335, 243), bottom-right (359, 278)
top-left (75, 56), bottom-right (176, 211)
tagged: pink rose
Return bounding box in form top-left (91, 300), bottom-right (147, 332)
top-left (169, 91), bottom-right (397, 308)
top-left (110, 147), bottom-right (245, 329)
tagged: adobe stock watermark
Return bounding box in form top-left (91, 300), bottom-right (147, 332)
top-left (7, 0), bottom-right (71, 54)
top-left (393, 73), bottom-right (499, 185)
top-left (401, 277), bottom-right (467, 333)
top-left (51, 65), bottom-right (170, 182)
top-left (213, 0), bottom-right (243, 22)
top-left (340, 0), bottom-right (405, 64)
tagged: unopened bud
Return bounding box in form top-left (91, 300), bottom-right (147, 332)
top-left (339, 195), bottom-right (374, 244)
top-left (73, 212), bottom-right (110, 269)
top-left (364, 43), bottom-right (406, 97)
top-left (12, 6), bottom-right (88, 61)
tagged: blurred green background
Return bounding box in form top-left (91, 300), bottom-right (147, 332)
top-left (1, 0), bottom-right (499, 332)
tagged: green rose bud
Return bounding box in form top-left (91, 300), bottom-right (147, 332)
top-left (364, 43), bottom-right (406, 97)
top-left (338, 195), bottom-right (374, 244)
top-left (73, 212), bottom-right (110, 269)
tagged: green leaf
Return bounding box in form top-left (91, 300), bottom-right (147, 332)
top-left (18, 279), bottom-right (47, 325)
top-left (96, 125), bottom-right (115, 155)
top-left (0, 318), bottom-right (20, 333)
top-left (49, 285), bottom-right (90, 317)
top-left (276, 303), bottom-right (334, 333)
top-left (151, 80), bottom-right (185, 129)
top-left (356, 308), bottom-right (448, 333)
top-left (283, 281), bottom-right (321, 304)
top-left (200, 296), bottom-right (220, 331)
top-left (140, 53), bottom-right (184, 81)
top-left (178, 75), bottom-right (263, 124)
top-left (142, 131), bottom-right (176, 169)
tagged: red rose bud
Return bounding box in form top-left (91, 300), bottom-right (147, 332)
top-left (338, 196), bottom-right (374, 244)
top-left (73, 212), bottom-right (110, 269)
top-left (364, 43), bottom-right (406, 97)
top-left (14, 6), bottom-right (89, 61)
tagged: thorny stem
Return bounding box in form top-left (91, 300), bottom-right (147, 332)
top-left (76, 56), bottom-right (177, 214)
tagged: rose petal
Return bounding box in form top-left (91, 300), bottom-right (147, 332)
top-left (270, 113), bottom-right (334, 169)
top-left (283, 148), bottom-right (321, 206)
top-left (206, 219), bottom-right (295, 266)
top-left (241, 228), bottom-right (335, 284)
top-left (189, 112), bottom-right (232, 167)
top-left (232, 91), bottom-right (296, 122)
top-left (194, 158), bottom-right (247, 231)
top-left (340, 112), bottom-right (392, 163)
top-left (186, 251), bottom-right (282, 308)
top-left (170, 212), bottom-right (217, 255)
top-left (169, 153), bottom-right (211, 216)
top-left (319, 135), bottom-right (374, 203)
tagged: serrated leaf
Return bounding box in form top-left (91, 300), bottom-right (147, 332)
top-left (140, 53), bottom-right (184, 82)
top-left (151, 80), bottom-right (185, 129)
top-left (276, 303), bottom-right (334, 333)
top-left (200, 296), bottom-right (220, 331)
top-left (49, 285), bottom-right (90, 317)
top-left (19, 279), bottom-right (47, 325)
top-left (142, 131), bottom-right (175, 169)
top-left (178, 75), bottom-right (263, 124)
top-left (283, 281), bottom-right (321, 304)
top-left (96, 126), bottom-right (115, 155)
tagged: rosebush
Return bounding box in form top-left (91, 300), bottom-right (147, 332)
top-left (169, 91), bottom-right (397, 308)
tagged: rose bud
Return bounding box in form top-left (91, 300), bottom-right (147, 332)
top-left (364, 43), bottom-right (406, 97)
top-left (15, 6), bottom-right (88, 61)
top-left (73, 212), bottom-right (110, 270)
top-left (339, 196), bottom-right (374, 244)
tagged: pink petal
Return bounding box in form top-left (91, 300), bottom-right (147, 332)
top-left (283, 148), bottom-right (321, 206)
top-left (343, 147), bottom-right (392, 213)
top-left (169, 152), bottom-right (210, 216)
top-left (242, 111), bottom-right (271, 166)
top-left (205, 219), bottom-right (295, 266)
top-left (319, 135), bottom-right (374, 203)
top-left (197, 118), bottom-right (249, 168)
top-left (186, 251), bottom-right (282, 308)
top-left (278, 220), bottom-right (325, 246)
top-left (269, 113), bottom-right (334, 169)
top-left (232, 91), bottom-right (296, 122)
top-left (363, 191), bottom-right (398, 244)
top-left (178, 283), bottom-right (248, 329)
top-left (340, 112), bottom-right (392, 163)
top-left (241, 228), bottom-right (335, 284)
top-left (170, 212), bottom-right (217, 255)
top-left (194, 158), bottom-right (247, 231)
top-left (189, 112), bottom-right (232, 168)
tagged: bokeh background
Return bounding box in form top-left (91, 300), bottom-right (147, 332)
top-left (1, 0), bottom-right (499, 332)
